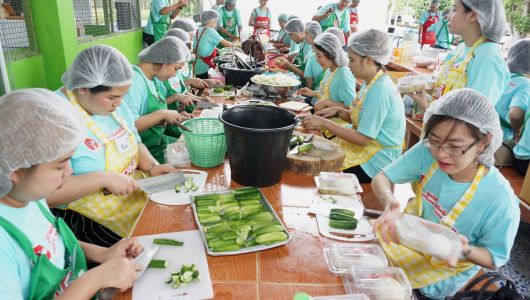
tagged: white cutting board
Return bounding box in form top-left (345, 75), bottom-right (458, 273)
top-left (133, 230), bottom-right (214, 300)
top-left (310, 195), bottom-right (375, 242)
top-left (279, 101), bottom-right (309, 112)
top-left (150, 170), bottom-right (208, 206)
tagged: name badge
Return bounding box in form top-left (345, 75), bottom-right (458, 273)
top-left (115, 132), bottom-right (132, 154)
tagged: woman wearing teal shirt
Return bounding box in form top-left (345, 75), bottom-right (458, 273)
top-left (373, 89), bottom-right (520, 299)
top-left (0, 89), bottom-right (144, 299)
top-left (271, 14), bottom-right (292, 49)
top-left (409, 0), bottom-right (510, 111)
top-left (193, 9), bottom-right (234, 79)
top-left (143, 0), bottom-right (188, 45)
top-left (495, 39), bottom-right (530, 143)
top-left (312, 0), bottom-right (351, 35)
top-left (217, 0), bottom-right (242, 42)
top-left (427, 9), bottom-right (453, 50)
top-left (298, 32), bottom-right (356, 111)
top-left (302, 30), bottom-right (405, 182)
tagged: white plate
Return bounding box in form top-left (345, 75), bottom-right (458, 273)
top-left (132, 230), bottom-right (214, 300)
top-left (150, 170), bottom-right (208, 206)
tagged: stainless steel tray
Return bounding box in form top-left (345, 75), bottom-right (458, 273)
top-left (190, 189), bottom-right (291, 256)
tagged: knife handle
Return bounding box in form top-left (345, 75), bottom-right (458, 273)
top-left (98, 287), bottom-right (118, 300)
top-left (364, 208), bottom-right (383, 218)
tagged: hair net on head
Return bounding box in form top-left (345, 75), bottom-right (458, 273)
top-left (352, 0), bottom-right (361, 3)
top-left (324, 27), bottom-right (346, 47)
top-left (461, 0), bottom-right (507, 43)
top-left (314, 32), bottom-right (349, 67)
top-left (305, 21), bottom-right (322, 38)
top-left (201, 9), bottom-right (219, 26)
top-left (278, 13), bottom-right (288, 23)
top-left (423, 88), bottom-right (502, 166)
top-left (169, 18), bottom-right (196, 33)
top-left (347, 29), bottom-right (392, 65)
top-left (507, 39), bottom-right (530, 75)
top-left (165, 28), bottom-right (191, 44)
top-left (287, 15), bottom-right (298, 21)
top-left (62, 45), bottom-right (133, 90)
top-left (431, 0), bottom-right (440, 5)
top-left (139, 36), bottom-right (191, 64)
top-left (224, 0), bottom-right (236, 4)
top-left (0, 89), bottom-right (84, 198)
top-left (285, 19), bottom-right (304, 34)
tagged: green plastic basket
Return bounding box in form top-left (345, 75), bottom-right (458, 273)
top-left (181, 118), bottom-right (227, 168)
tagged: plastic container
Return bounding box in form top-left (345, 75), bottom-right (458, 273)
top-left (219, 105), bottom-right (297, 187)
top-left (180, 118), bottom-right (227, 168)
top-left (396, 214), bottom-right (462, 262)
top-left (412, 56), bottom-right (437, 68)
top-left (221, 63), bottom-right (265, 88)
top-left (343, 267), bottom-right (412, 300)
top-left (316, 172), bottom-right (362, 195)
top-left (324, 244), bottom-right (388, 275)
top-left (396, 74), bottom-right (435, 94)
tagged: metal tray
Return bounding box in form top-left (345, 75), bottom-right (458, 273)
top-left (190, 189), bottom-right (292, 256)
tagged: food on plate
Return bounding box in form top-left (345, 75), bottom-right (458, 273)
top-left (251, 73), bottom-right (301, 86)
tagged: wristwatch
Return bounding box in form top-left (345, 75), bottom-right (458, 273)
top-left (146, 161), bottom-right (160, 176)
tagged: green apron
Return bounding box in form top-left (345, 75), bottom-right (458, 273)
top-left (0, 202), bottom-right (87, 300)
top-left (163, 76), bottom-right (195, 138)
top-left (321, 5), bottom-right (347, 32)
top-left (219, 7), bottom-right (239, 41)
top-left (151, 7), bottom-right (170, 42)
top-left (133, 66), bottom-right (176, 163)
top-left (435, 20), bottom-right (452, 49)
top-left (295, 41), bottom-right (309, 72)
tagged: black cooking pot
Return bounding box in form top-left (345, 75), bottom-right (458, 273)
top-left (221, 63), bottom-right (265, 88)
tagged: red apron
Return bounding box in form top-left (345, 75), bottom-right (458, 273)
top-left (253, 8), bottom-right (271, 36)
top-left (193, 28), bottom-right (218, 71)
top-left (421, 12), bottom-right (439, 46)
top-left (349, 8), bottom-right (358, 33)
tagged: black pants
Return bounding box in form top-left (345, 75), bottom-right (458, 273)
top-left (343, 165), bottom-right (372, 183)
top-left (52, 209), bottom-right (122, 247)
top-left (515, 157), bottom-right (529, 177)
top-left (143, 32), bottom-right (154, 46)
top-left (196, 72), bottom-right (209, 79)
top-left (413, 289), bottom-right (437, 300)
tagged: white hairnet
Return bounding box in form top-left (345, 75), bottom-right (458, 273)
top-left (423, 88), bottom-right (502, 166)
top-left (169, 18), bottom-right (196, 33)
top-left (288, 15), bottom-right (298, 21)
top-left (305, 21), bottom-right (322, 38)
top-left (224, 0), bottom-right (236, 4)
top-left (347, 29), bottom-right (392, 65)
top-left (461, 0), bottom-right (507, 43)
top-left (165, 28), bottom-right (191, 44)
top-left (285, 18), bottom-right (304, 34)
top-left (62, 45), bottom-right (133, 90)
top-left (0, 89), bottom-right (84, 198)
top-left (314, 32), bottom-right (349, 67)
top-left (278, 13), bottom-right (288, 22)
top-left (139, 36), bottom-right (191, 64)
top-left (352, 0), bottom-right (361, 3)
top-left (507, 38), bottom-right (530, 75)
top-left (201, 9), bottom-right (219, 26)
top-left (324, 27), bottom-right (346, 47)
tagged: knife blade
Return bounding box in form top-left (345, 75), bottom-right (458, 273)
top-left (98, 244), bottom-right (160, 300)
top-left (137, 172), bottom-right (186, 194)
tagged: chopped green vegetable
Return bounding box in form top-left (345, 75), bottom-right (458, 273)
top-left (330, 208), bottom-right (355, 217)
top-left (213, 87), bottom-right (224, 93)
top-left (175, 185), bottom-right (182, 193)
top-left (148, 259), bottom-right (168, 268)
top-left (255, 232), bottom-right (288, 244)
top-left (153, 238), bottom-right (184, 246)
top-left (329, 211), bottom-right (357, 222)
top-left (212, 244), bottom-right (240, 252)
top-left (223, 85), bottom-right (233, 91)
top-left (329, 219), bottom-right (358, 230)
top-left (165, 264), bottom-right (201, 288)
top-left (297, 143), bottom-right (314, 153)
top-left (254, 224), bottom-right (285, 236)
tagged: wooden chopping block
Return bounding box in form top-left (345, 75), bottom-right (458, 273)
top-left (285, 135), bottom-right (345, 176)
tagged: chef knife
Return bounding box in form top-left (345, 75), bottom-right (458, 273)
top-left (137, 172), bottom-right (186, 194)
top-left (98, 244), bottom-right (160, 300)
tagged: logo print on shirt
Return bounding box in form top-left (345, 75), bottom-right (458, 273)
top-left (84, 138), bottom-right (100, 151)
top-left (33, 245), bottom-right (52, 259)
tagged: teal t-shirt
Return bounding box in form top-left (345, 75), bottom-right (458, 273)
top-left (317, 3), bottom-right (350, 33)
top-left (443, 42), bottom-right (510, 105)
top-left (319, 66), bottom-right (357, 106)
top-left (193, 27), bottom-right (223, 75)
top-left (0, 200), bottom-right (67, 300)
top-left (144, 0), bottom-right (170, 35)
top-left (355, 75), bottom-right (405, 178)
top-left (420, 11), bottom-right (442, 25)
top-left (304, 53), bottom-right (325, 87)
top-left (251, 7), bottom-right (272, 19)
top-left (56, 90), bottom-right (141, 175)
top-left (289, 40), bottom-right (300, 54)
top-left (159, 72), bottom-right (188, 98)
top-left (383, 143), bottom-right (520, 299)
top-left (298, 41), bottom-right (313, 64)
top-left (277, 29), bottom-right (292, 45)
top-left (496, 74), bottom-right (530, 141)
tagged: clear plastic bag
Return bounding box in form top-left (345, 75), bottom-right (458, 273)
top-left (164, 142), bottom-right (190, 167)
top-left (343, 267), bottom-right (412, 300)
top-left (324, 244), bottom-right (388, 275)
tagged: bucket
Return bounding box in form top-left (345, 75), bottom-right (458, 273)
top-left (220, 106), bottom-right (297, 187)
top-left (181, 118), bottom-right (227, 168)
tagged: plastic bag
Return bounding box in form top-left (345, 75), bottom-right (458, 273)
top-left (164, 142), bottom-right (190, 167)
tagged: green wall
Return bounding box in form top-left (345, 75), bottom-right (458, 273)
top-left (6, 0), bottom-right (142, 91)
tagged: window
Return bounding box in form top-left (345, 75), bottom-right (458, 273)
top-left (73, 0), bottom-right (141, 40)
top-left (0, 0), bottom-right (39, 62)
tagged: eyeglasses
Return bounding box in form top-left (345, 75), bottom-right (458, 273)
top-left (422, 138), bottom-right (480, 156)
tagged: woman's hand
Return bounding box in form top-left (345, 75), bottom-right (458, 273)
top-left (149, 164), bottom-right (178, 176)
top-left (204, 79), bottom-right (223, 86)
top-left (298, 87), bottom-right (317, 97)
top-left (163, 110), bottom-right (185, 124)
top-left (201, 96), bottom-right (215, 103)
top-left (186, 78), bottom-right (209, 89)
top-left (406, 87), bottom-right (429, 110)
top-left (103, 238), bottom-right (144, 262)
top-left (92, 258), bottom-right (142, 292)
top-left (103, 173), bottom-right (139, 196)
top-left (178, 95), bottom-right (194, 107)
top-left (315, 106), bottom-right (340, 118)
top-left (275, 57), bottom-right (291, 69)
top-left (372, 201), bottom-right (402, 244)
top-left (301, 115), bottom-right (326, 129)
top-left (313, 100), bottom-right (330, 112)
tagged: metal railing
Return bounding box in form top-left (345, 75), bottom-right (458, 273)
top-left (0, 0), bottom-right (39, 62)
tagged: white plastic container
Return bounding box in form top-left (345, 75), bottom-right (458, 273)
top-left (324, 244), bottom-right (388, 275)
top-left (396, 74), bottom-right (435, 94)
top-left (315, 172), bottom-right (363, 195)
top-left (396, 214), bottom-right (462, 262)
top-left (343, 267), bottom-right (412, 300)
